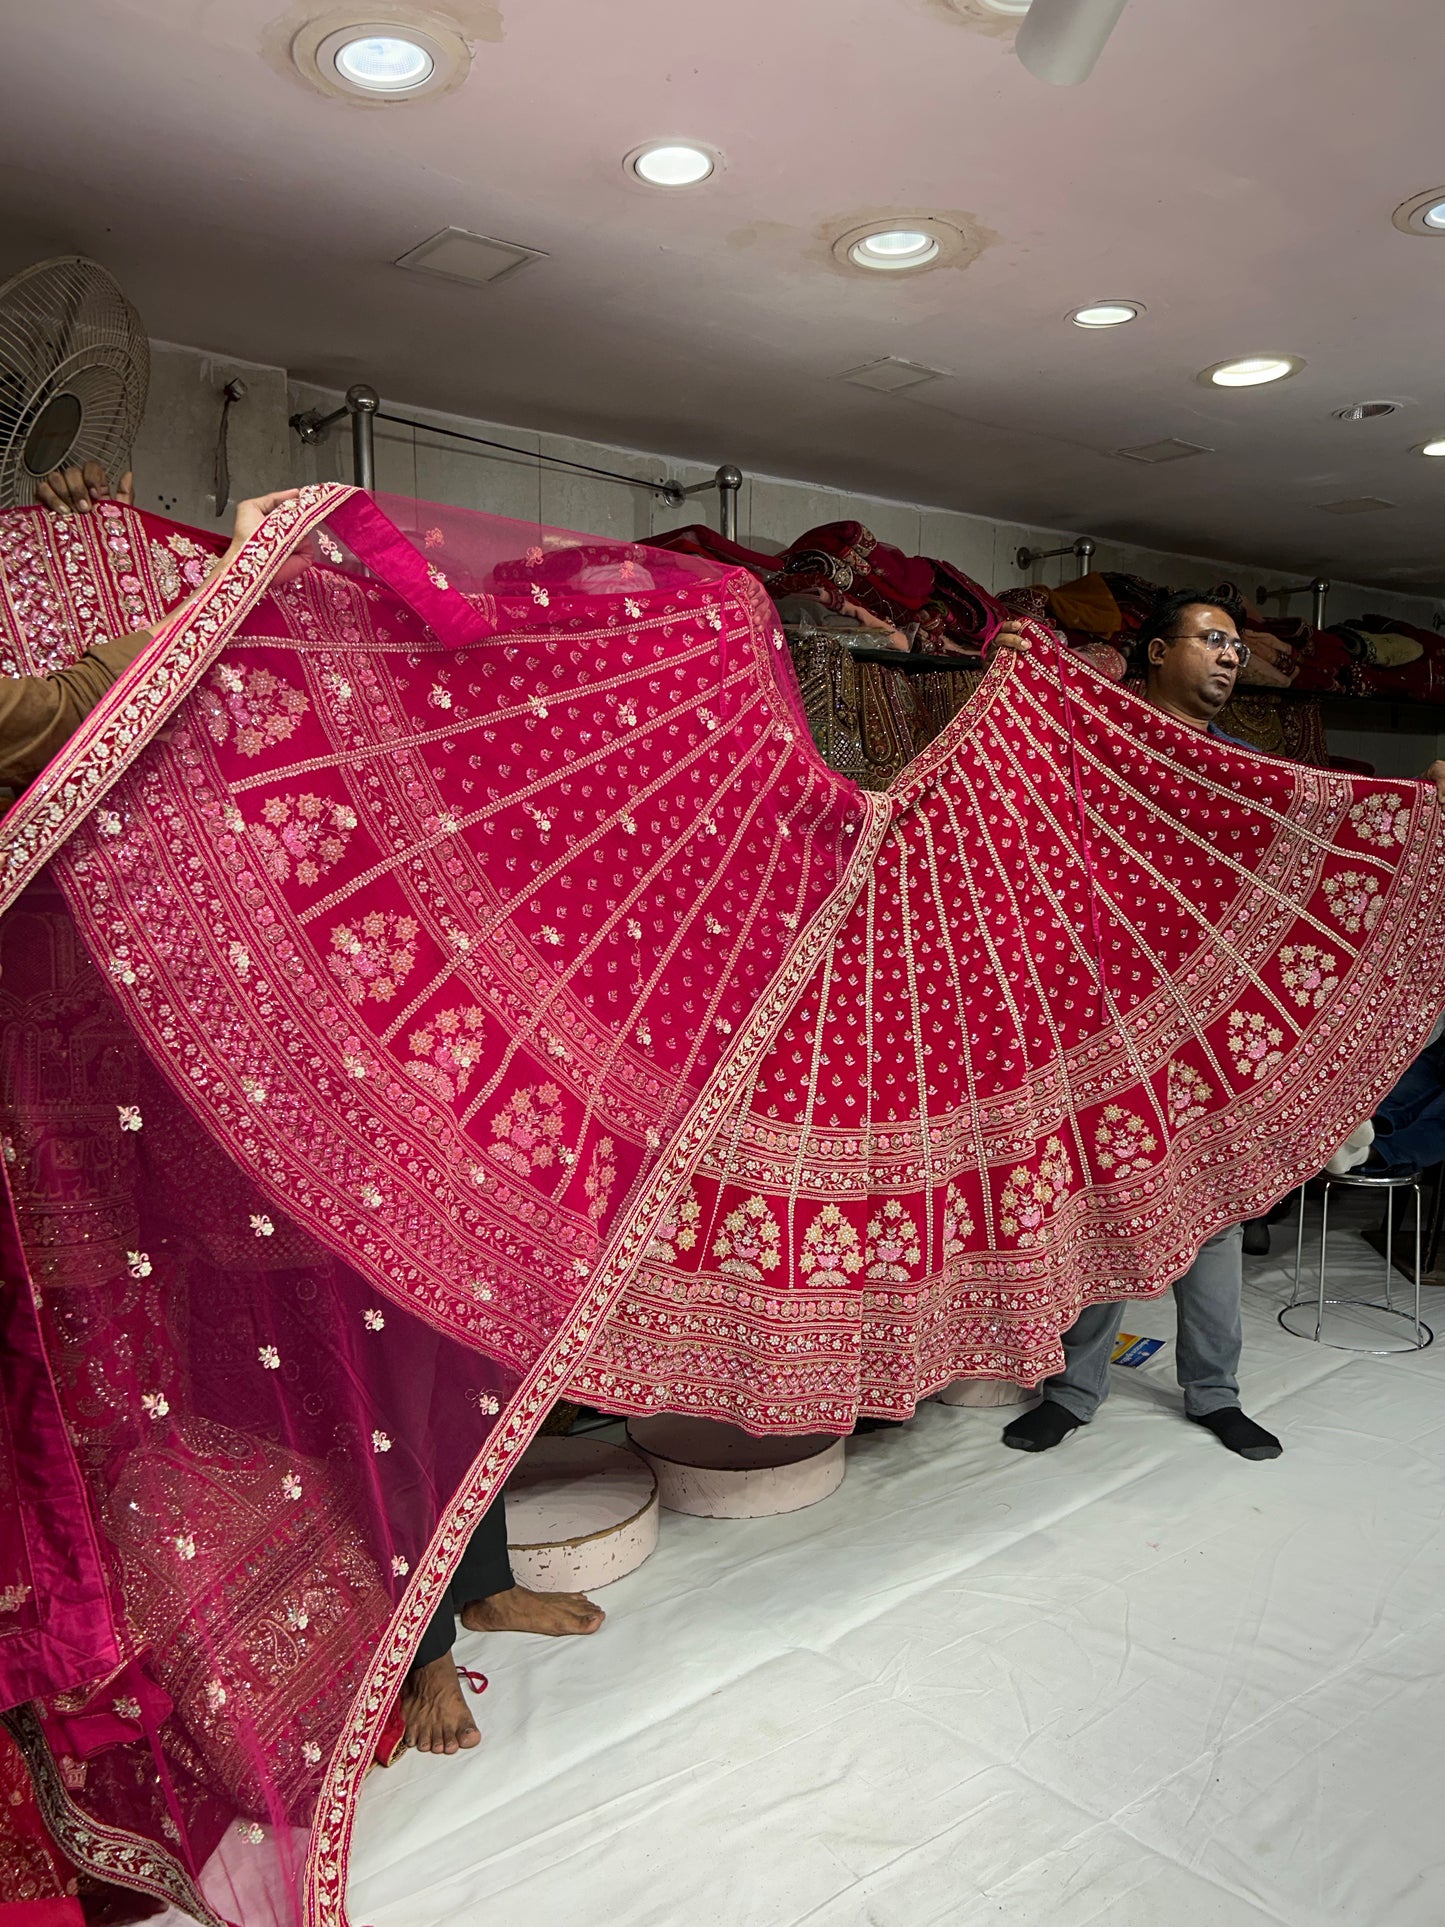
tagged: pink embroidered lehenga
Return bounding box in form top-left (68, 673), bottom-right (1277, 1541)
top-left (1, 487), bottom-right (1442, 1924)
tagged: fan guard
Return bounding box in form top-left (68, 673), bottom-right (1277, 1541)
top-left (0, 256), bottom-right (148, 508)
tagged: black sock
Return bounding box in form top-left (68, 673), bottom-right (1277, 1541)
top-left (1001, 1400), bottom-right (1084, 1453)
top-left (1190, 1407), bottom-right (1282, 1460)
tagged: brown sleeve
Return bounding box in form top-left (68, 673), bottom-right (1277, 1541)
top-left (0, 630), bottom-right (153, 793)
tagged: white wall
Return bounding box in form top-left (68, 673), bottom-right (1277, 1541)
top-left (133, 340), bottom-right (1445, 774)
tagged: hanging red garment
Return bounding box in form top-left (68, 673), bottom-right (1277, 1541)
top-left (1, 485), bottom-right (1443, 1925)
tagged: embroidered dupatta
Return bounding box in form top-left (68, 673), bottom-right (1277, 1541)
top-left (1, 484), bottom-right (1442, 1925)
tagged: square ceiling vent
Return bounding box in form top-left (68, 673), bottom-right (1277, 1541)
top-left (1315, 496), bottom-right (1395, 514)
top-left (1115, 438), bottom-right (1213, 464)
top-left (838, 357), bottom-right (947, 394)
top-left (395, 226), bottom-right (547, 288)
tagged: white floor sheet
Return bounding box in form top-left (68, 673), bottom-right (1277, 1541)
top-left (334, 1203), bottom-right (1445, 1924)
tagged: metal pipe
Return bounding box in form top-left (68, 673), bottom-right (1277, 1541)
top-left (715, 465), bottom-right (742, 543)
top-left (1015, 536), bottom-right (1095, 578)
top-left (347, 384), bottom-right (378, 491)
top-left (1256, 577), bottom-right (1330, 630)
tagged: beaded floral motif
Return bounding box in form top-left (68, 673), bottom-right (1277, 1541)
top-left (1348, 794), bottom-right (1408, 849)
top-left (247, 792), bottom-right (358, 887)
top-left (941, 1180), bottom-right (974, 1257)
top-left (1227, 1008), bottom-right (1285, 1080)
top-left (799, 1203), bottom-right (863, 1287)
top-left (1321, 871), bottom-right (1383, 936)
top-left (406, 1006), bottom-right (488, 1102)
top-left (1167, 1061), bottom-right (1213, 1127)
top-left (999, 1137), bottom-right (1073, 1247)
top-left (712, 1195), bottom-right (782, 1279)
top-left (1278, 943), bottom-right (1341, 1010)
top-left (865, 1200), bottom-right (921, 1281)
top-left (327, 911), bottom-right (419, 1005)
top-left (489, 1083), bottom-right (564, 1173)
top-left (197, 663), bottom-right (309, 758)
top-left (584, 1137), bottom-right (617, 1223)
top-left (644, 1184), bottom-right (701, 1263)
top-left (1093, 1105), bottom-right (1159, 1180)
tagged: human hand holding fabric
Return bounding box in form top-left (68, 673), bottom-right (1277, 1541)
top-left (36, 462), bottom-right (134, 514)
top-left (1421, 760), bottom-right (1445, 809)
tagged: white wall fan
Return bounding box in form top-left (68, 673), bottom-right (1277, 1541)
top-left (0, 255), bottom-right (148, 508)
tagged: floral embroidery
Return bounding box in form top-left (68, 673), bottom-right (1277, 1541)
top-left (205, 1680), bottom-right (228, 1713)
top-left (229, 941), bottom-right (252, 974)
top-left (428, 683), bottom-right (453, 710)
top-left (645, 1185), bottom-right (701, 1263)
top-left (302, 1740), bottom-right (323, 1765)
top-left (175, 1534), bottom-right (196, 1562)
top-left (539, 924), bottom-right (563, 946)
top-left (237, 1822), bottom-right (265, 1845)
top-left (391, 1555), bottom-right (409, 1577)
top-left (865, 1200), bottom-right (921, 1281)
top-left (1093, 1105), bottom-right (1158, 1179)
top-left (1227, 1009), bottom-right (1285, 1080)
top-left (281, 1471), bottom-right (303, 1501)
top-left (585, 1137), bottom-right (617, 1223)
top-left (1348, 794), bottom-right (1408, 848)
top-left (799, 1203), bottom-right (863, 1287)
top-left (251, 1213), bottom-right (275, 1237)
top-left (469, 1389), bottom-right (501, 1415)
top-left (142, 1391), bottom-right (169, 1419)
top-left (198, 663), bottom-right (309, 758)
top-left (712, 1195), bottom-right (782, 1279)
top-left (489, 1083), bottom-right (564, 1173)
top-left (0, 1582), bottom-right (32, 1613)
top-left (258, 1345), bottom-right (280, 1369)
top-left (116, 1104), bottom-right (142, 1131)
top-left (97, 809), bottom-right (122, 836)
top-left (59, 1756), bottom-right (87, 1791)
top-left (942, 1181), bottom-right (975, 1257)
top-left (371, 1430), bottom-right (392, 1454)
top-left (1167, 1061), bottom-right (1212, 1126)
top-left (1278, 943), bottom-right (1341, 1010)
top-left (112, 1695), bottom-right (140, 1721)
top-left (127, 1250), bottom-right (152, 1279)
top-left (364, 1308), bottom-right (385, 1331)
top-left (247, 792), bottom-right (357, 888)
top-left (999, 1138), bottom-right (1073, 1248)
top-left (1321, 871), bottom-right (1383, 936)
top-left (328, 911), bottom-right (420, 1005)
top-left (407, 1005), bottom-right (488, 1102)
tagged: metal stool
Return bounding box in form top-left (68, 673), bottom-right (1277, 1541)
top-left (1283, 1167), bottom-right (1433, 1352)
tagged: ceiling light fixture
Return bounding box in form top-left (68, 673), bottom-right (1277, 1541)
top-left (1392, 188), bottom-right (1445, 237)
top-left (1197, 354), bottom-right (1303, 389)
top-left (1069, 299), bottom-right (1142, 328)
top-left (848, 229), bottom-right (939, 270)
top-left (627, 142), bottom-right (716, 188)
top-left (293, 15), bottom-right (469, 102)
top-left (1417, 438), bottom-right (1445, 458)
top-left (1332, 401), bottom-right (1398, 421)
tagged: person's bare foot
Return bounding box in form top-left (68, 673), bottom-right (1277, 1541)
top-left (400, 1654), bottom-right (481, 1755)
top-left (459, 1583), bottom-right (605, 1637)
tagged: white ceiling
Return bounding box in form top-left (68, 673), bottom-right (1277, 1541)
top-left (4, 0), bottom-right (1444, 591)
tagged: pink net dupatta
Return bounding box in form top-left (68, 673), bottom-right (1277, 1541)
top-left (0, 485), bottom-right (1444, 1923)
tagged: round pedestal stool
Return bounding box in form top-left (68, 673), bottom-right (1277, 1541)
top-left (934, 1379), bottom-right (1034, 1408)
top-left (626, 1416), bottom-right (845, 1518)
top-left (1282, 1167), bottom-right (1433, 1353)
top-left (505, 1437), bottom-right (659, 1590)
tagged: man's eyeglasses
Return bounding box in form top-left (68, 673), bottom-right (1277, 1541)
top-left (1159, 629), bottom-right (1251, 667)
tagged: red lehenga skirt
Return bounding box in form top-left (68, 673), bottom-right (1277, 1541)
top-left (0, 487), bottom-right (1441, 1924)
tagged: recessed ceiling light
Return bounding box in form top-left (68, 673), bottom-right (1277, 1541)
top-left (296, 17), bottom-right (469, 102)
top-left (1393, 188), bottom-right (1445, 236)
top-left (1418, 438), bottom-right (1445, 458)
top-left (1332, 401), bottom-right (1399, 421)
top-left (333, 32), bottom-right (432, 89)
top-left (848, 229), bottom-right (940, 270)
top-left (1069, 300), bottom-right (1142, 328)
top-left (1198, 354), bottom-right (1303, 389)
top-left (628, 142), bottom-right (716, 188)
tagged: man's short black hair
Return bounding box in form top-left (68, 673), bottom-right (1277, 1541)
top-left (1130, 585), bottom-right (1248, 679)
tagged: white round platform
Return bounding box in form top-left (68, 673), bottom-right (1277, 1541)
top-left (626, 1416), bottom-right (846, 1518)
top-left (505, 1437), bottom-right (658, 1591)
top-left (934, 1379), bottom-right (1035, 1409)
